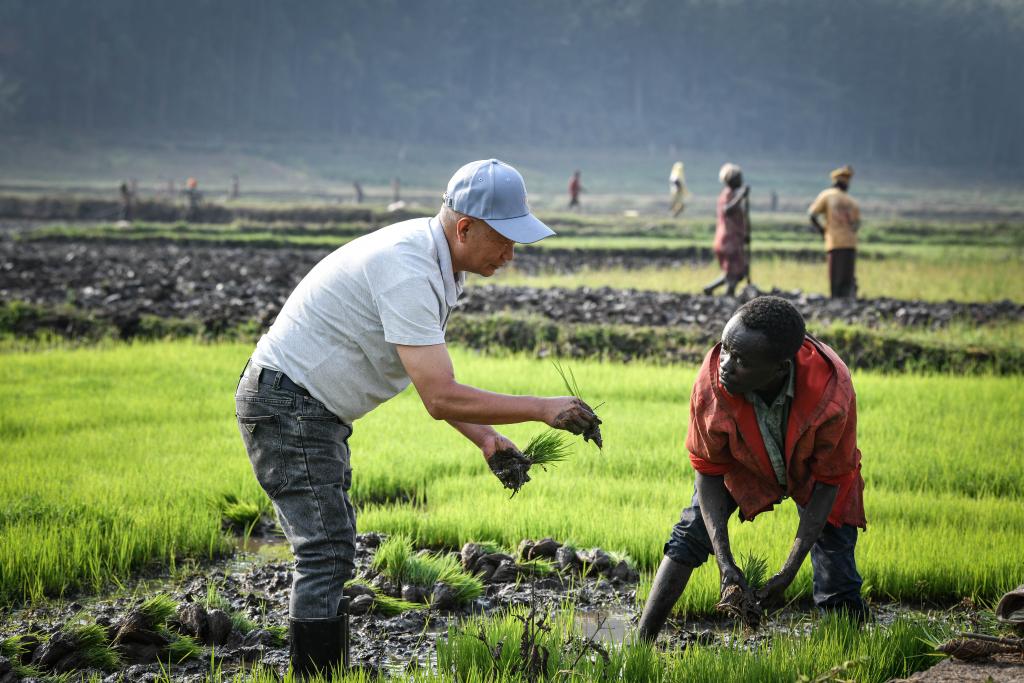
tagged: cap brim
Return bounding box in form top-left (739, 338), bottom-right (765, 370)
top-left (485, 213), bottom-right (556, 244)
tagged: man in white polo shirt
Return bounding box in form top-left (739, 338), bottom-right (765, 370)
top-left (235, 159), bottom-right (602, 677)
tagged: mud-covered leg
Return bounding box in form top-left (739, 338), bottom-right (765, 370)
top-left (636, 556), bottom-right (694, 643)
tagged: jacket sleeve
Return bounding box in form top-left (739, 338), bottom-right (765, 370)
top-left (808, 397), bottom-right (860, 485)
top-left (686, 383), bottom-right (733, 476)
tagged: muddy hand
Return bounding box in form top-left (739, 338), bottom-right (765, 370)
top-left (754, 572), bottom-right (791, 611)
top-left (549, 397), bottom-right (603, 448)
top-left (487, 447), bottom-right (532, 493)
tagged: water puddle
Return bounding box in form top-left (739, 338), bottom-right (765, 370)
top-left (574, 607), bottom-right (634, 646)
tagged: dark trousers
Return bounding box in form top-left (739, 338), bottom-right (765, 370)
top-left (663, 487), bottom-right (865, 610)
top-left (235, 361), bottom-right (356, 618)
top-left (827, 248), bottom-right (857, 299)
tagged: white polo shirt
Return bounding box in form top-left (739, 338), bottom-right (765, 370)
top-left (251, 216), bottom-right (465, 423)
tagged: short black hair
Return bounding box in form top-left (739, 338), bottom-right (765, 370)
top-left (735, 296), bottom-right (806, 361)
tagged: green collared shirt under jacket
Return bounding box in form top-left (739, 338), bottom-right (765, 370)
top-left (745, 364), bottom-right (796, 491)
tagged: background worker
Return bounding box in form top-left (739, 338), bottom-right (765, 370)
top-left (808, 165), bottom-right (861, 299)
top-left (636, 296), bottom-right (868, 643)
top-left (568, 169), bottom-right (583, 210)
top-left (703, 163), bottom-right (749, 296)
top-left (669, 161), bottom-right (690, 217)
top-left (236, 159), bottom-right (602, 677)
top-left (182, 177), bottom-right (201, 222)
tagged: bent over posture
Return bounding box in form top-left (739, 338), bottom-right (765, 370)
top-left (637, 296), bottom-right (867, 642)
top-left (236, 159), bottom-right (602, 677)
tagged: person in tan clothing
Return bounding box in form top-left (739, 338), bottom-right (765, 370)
top-left (808, 166), bottom-right (860, 299)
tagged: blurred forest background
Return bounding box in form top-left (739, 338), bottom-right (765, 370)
top-left (0, 0), bottom-right (1021, 201)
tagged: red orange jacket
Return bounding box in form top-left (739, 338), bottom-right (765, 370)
top-left (686, 336), bottom-right (866, 528)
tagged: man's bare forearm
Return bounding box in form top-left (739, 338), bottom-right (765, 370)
top-left (778, 481), bottom-right (838, 580)
top-left (424, 382), bottom-right (549, 425)
top-left (695, 472), bottom-right (738, 571)
top-left (446, 420), bottom-right (497, 449)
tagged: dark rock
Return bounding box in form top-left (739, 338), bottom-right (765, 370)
top-left (175, 603), bottom-right (209, 642)
top-left (578, 548), bottom-right (613, 574)
top-left (349, 594), bottom-right (375, 616)
top-left (555, 545), bottom-right (581, 572)
top-left (31, 630), bottom-right (77, 670)
top-left (608, 560), bottom-right (639, 583)
top-left (460, 542), bottom-right (486, 571)
top-left (530, 537), bottom-right (561, 560)
top-left (517, 539), bottom-right (535, 561)
top-left (206, 609), bottom-right (233, 646)
top-left (489, 560), bottom-right (519, 584)
top-left (120, 642), bottom-right (163, 665)
top-left (240, 629), bottom-right (277, 648)
top-left (401, 585), bottom-right (429, 604)
top-left (344, 583), bottom-right (376, 601)
top-left (430, 582), bottom-right (462, 611)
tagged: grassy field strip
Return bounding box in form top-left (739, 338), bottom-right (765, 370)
top-left (485, 253), bottom-right (1024, 303)
top-left (1, 342), bottom-right (1021, 611)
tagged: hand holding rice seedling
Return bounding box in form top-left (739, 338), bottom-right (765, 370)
top-left (551, 361), bottom-right (603, 449)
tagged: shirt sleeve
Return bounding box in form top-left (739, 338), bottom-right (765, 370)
top-left (686, 385), bottom-right (734, 476)
top-left (375, 277), bottom-right (447, 346)
top-left (809, 398), bottom-right (860, 485)
top-left (808, 190), bottom-right (828, 217)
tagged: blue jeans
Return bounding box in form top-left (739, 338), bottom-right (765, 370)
top-left (664, 487), bottom-right (865, 612)
top-left (235, 361), bottom-right (356, 618)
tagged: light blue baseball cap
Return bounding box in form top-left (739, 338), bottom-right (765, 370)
top-left (443, 159), bottom-right (555, 244)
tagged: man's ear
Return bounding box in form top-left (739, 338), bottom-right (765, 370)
top-left (456, 217), bottom-right (474, 244)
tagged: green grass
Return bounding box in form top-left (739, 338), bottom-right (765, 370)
top-left (370, 535), bottom-right (483, 606)
top-left (0, 342), bottom-right (1021, 619)
top-left (486, 249), bottom-right (1024, 302)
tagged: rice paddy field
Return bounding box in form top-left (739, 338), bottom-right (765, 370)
top-left (1, 340), bottom-right (1023, 681)
top-left (2, 196), bottom-right (1023, 682)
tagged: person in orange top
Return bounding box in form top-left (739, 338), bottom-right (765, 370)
top-left (637, 296), bottom-right (867, 642)
top-left (808, 165), bottom-right (861, 299)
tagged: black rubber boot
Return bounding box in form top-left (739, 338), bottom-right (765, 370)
top-left (290, 598), bottom-right (349, 680)
top-left (636, 556), bottom-right (693, 643)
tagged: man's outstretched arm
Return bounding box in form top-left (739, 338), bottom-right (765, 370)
top-left (396, 343), bottom-right (601, 440)
top-left (695, 472), bottom-right (747, 590)
top-left (756, 481), bottom-right (838, 607)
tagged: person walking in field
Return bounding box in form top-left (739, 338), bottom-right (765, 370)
top-left (808, 165), bottom-right (860, 299)
top-left (702, 163), bottom-right (749, 296)
top-left (235, 159), bottom-right (602, 678)
top-left (669, 161), bottom-right (690, 217)
top-left (636, 296), bottom-right (868, 643)
top-left (567, 169), bottom-right (583, 210)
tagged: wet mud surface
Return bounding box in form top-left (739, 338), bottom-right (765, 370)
top-left (2, 239), bottom-right (1020, 340)
top-left (0, 533), bottom-right (644, 681)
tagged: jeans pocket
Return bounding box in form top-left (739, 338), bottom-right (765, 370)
top-left (238, 414), bottom-right (288, 497)
top-left (297, 416), bottom-right (348, 487)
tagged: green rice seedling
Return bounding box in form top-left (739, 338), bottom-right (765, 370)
top-left (738, 552), bottom-right (769, 591)
top-left (139, 593), bottom-right (178, 628)
top-left (517, 558), bottom-right (556, 576)
top-left (63, 622), bottom-right (122, 671)
top-left (212, 492), bottom-right (265, 534)
top-left (371, 594), bottom-right (425, 617)
top-left (229, 611), bottom-right (257, 635)
top-left (522, 430), bottom-right (572, 469)
top-left (435, 562), bottom-right (484, 605)
top-left (370, 534), bottom-right (414, 582)
top-left (264, 624), bottom-right (288, 647)
top-left (165, 633), bottom-right (203, 664)
top-left (204, 583), bottom-right (232, 612)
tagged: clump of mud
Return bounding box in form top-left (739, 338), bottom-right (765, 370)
top-left (487, 448), bottom-right (533, 494)
top-left (715, 584), bottom-right (762, 629)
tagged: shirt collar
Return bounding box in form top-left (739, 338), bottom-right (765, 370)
top-left (429, 216), bottom-right (465, 308)
top-left (745, 362), bottom-right (796, 409)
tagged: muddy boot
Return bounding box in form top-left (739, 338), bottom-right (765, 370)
top-left (702, 275), bottom-right (727, 296)
top-left (636, 556), bottom-right (693, 643)
top-left (290, 600), bottom-right (349, 680)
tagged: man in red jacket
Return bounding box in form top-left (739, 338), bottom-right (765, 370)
top-left (637, 296), bottom-right (867, 642)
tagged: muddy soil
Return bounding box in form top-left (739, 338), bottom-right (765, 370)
top-left (0, 533), bottom-right (642, 682)
top-left (2, 239), bottom-right (1019, 341)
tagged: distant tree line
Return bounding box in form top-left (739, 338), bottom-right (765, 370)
top-left (0, 0), bottom-right (1021, 166)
